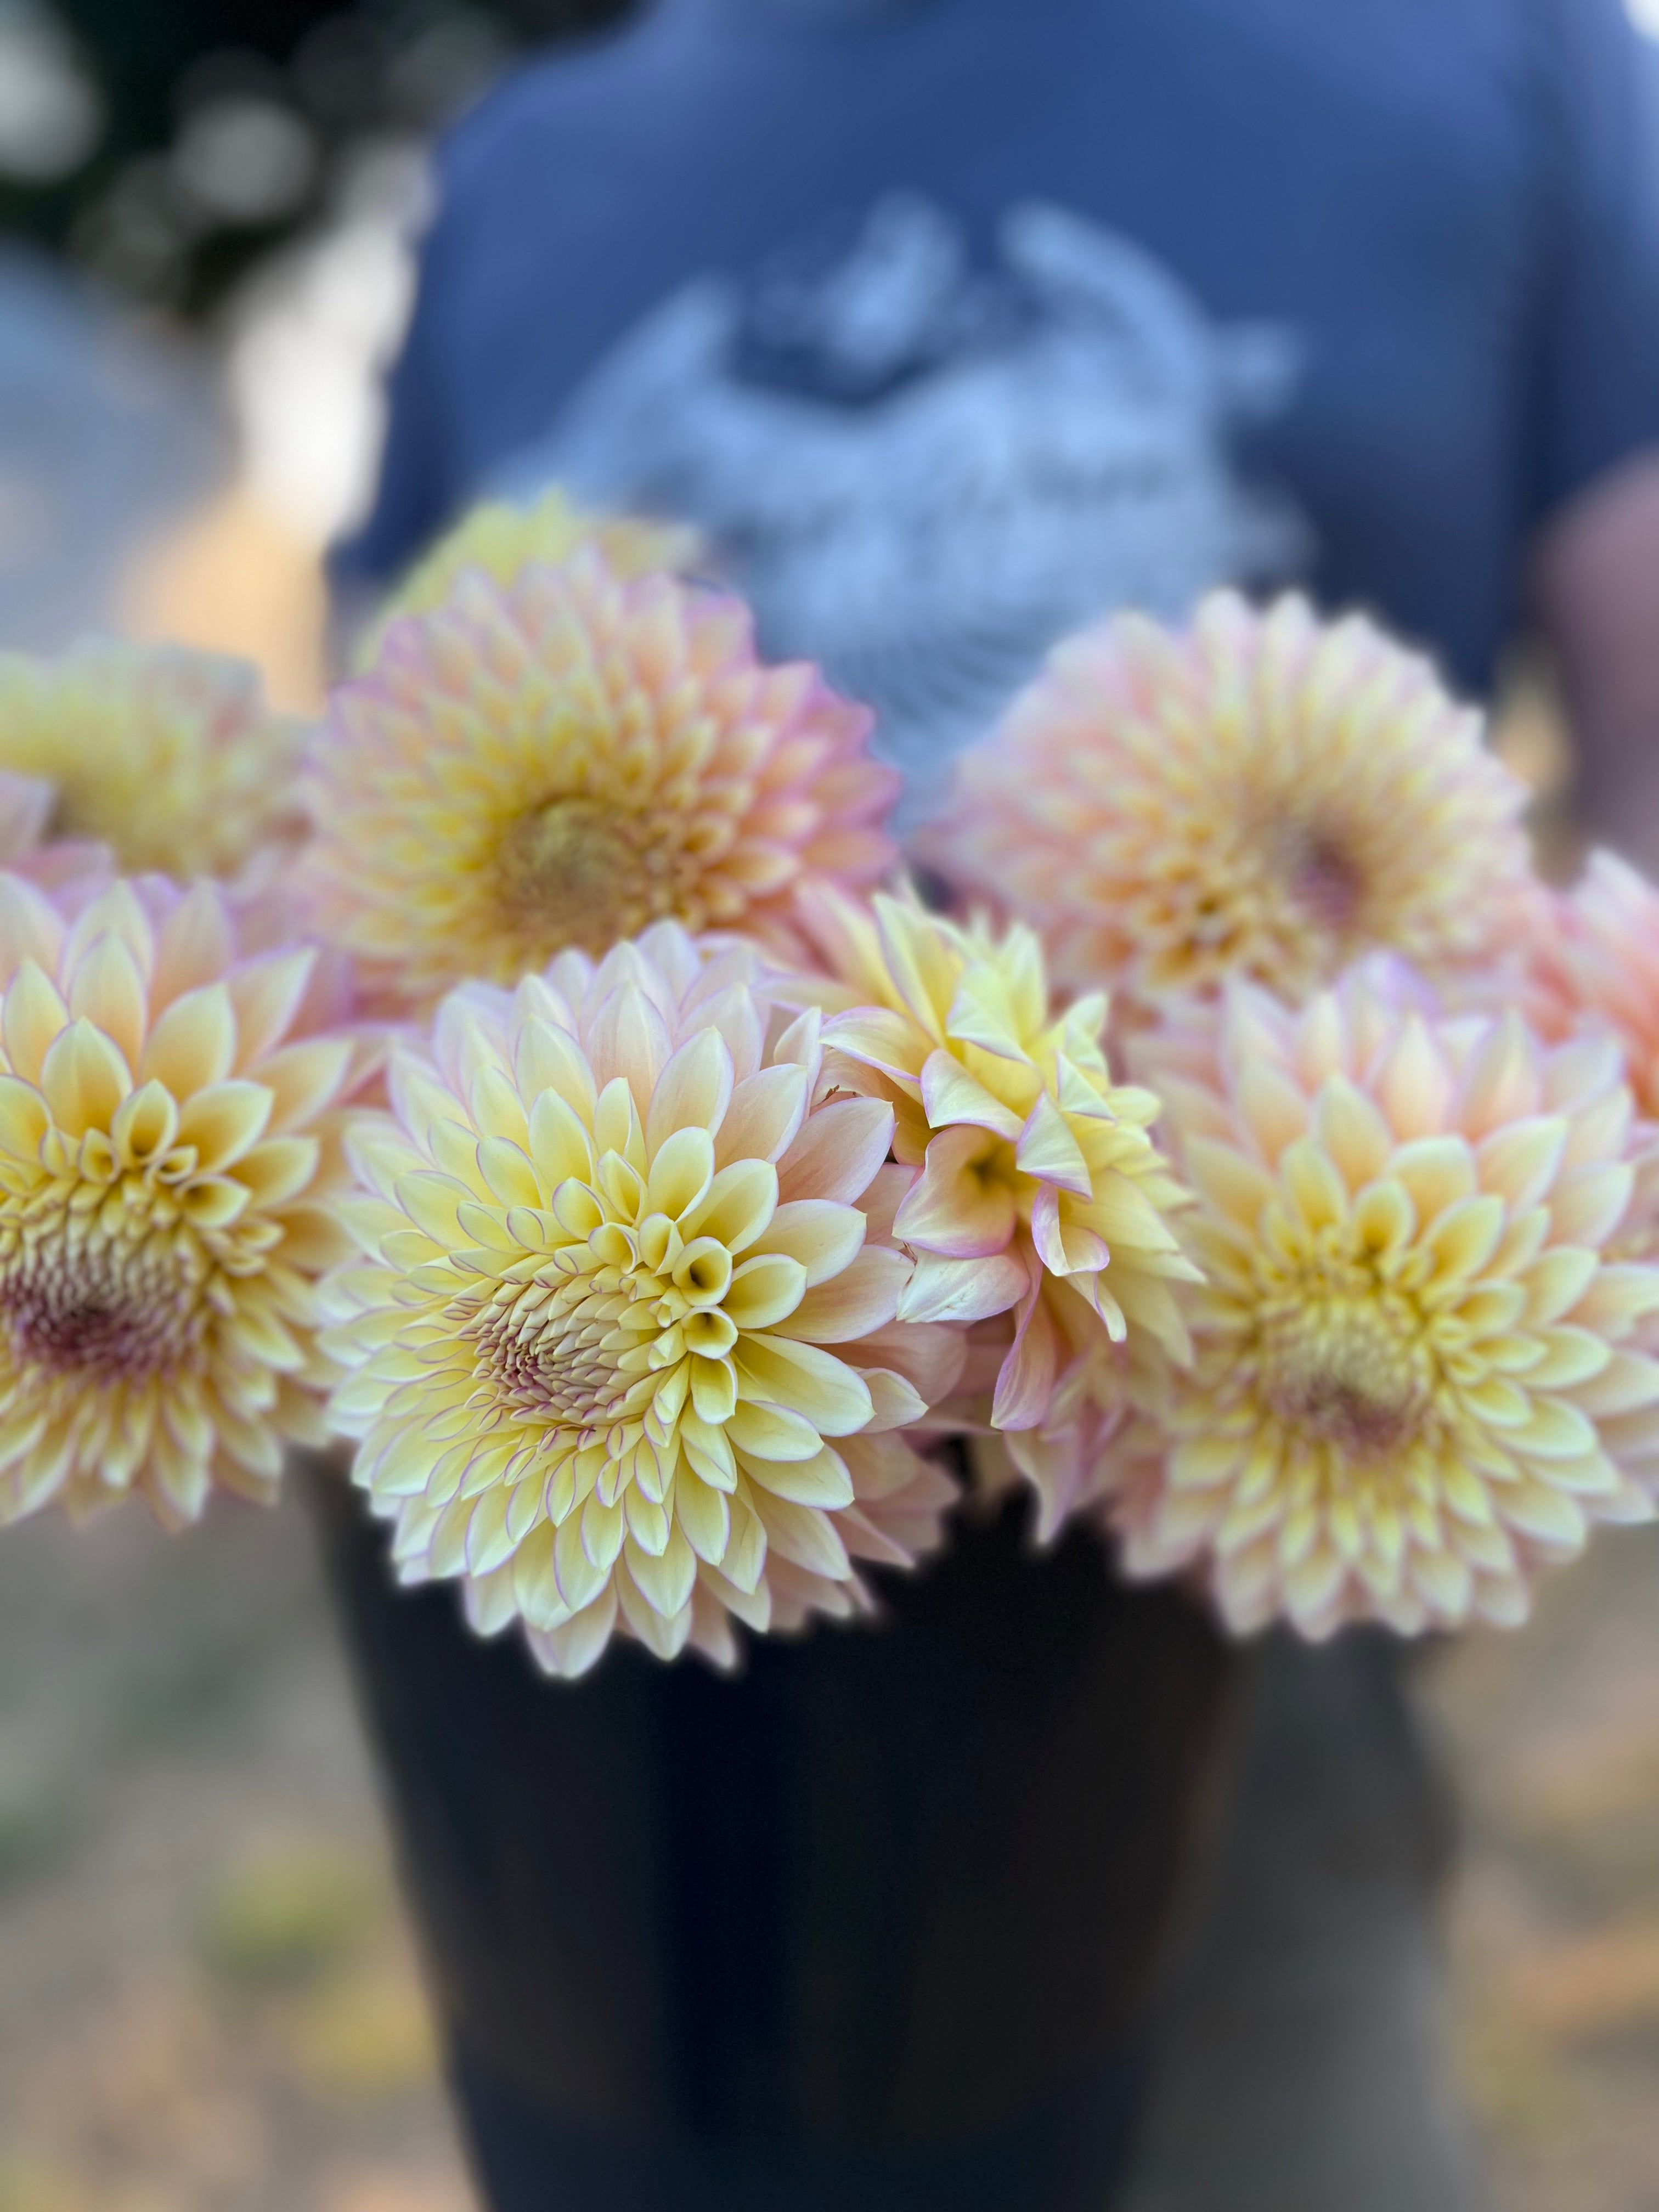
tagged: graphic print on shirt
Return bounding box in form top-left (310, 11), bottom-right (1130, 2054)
top-left (498, 196), bottom-right (1310, 817)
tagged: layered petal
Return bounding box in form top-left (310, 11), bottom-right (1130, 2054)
top-left (0, 873), bottom-right (363, 1532)
top-left (304, 548), bottom-right (899, 1012)
top-left (799, 887), bottom-right (1199, 1536)
top-left (918, 592), bottom-right (1534, 1015)
top-left (325, 924), bottom-right (962, 1678)
top-left (0, 641), bottom-right (303, 882)
top-left (1098, 964), bottom-right (1659, 1638)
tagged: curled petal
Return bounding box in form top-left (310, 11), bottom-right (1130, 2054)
top-left (893, 1125), bottom-right (1018, 1259)
top-left (897, 1248), bottom-right (1028, 1325)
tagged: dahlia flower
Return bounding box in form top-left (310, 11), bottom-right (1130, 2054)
top-left (921, 592), bottom-right (1534, 1012)
top-left (0, 770), bottom-right (110, 898)
top-left (304, 549), bottom-right (899, 1012)
top-left (1513, 852), bottom-right (1659, 1116)
top-left (799, 887), bottom-right (1198, 1537)
top-left (1103, 964), bottom-right (1659, 1637)
top-left (0, 640), bottom-right (305, 880)
top-left (359, 484), bottom-right (705, 664)
top-left (321, 924), bottom-right (963, 1677)
top-left (0, 872), bottom-right (364, 1531)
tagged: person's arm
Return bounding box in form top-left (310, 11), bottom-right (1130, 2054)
top-left (1515, 0), bottom-right (1659, 864)
top-left (1531, 449), bottom-right (1659, 866)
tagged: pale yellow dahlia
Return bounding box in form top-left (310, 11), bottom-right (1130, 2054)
top-left (798, 886), bottom-right (1199, 1536)
top-left (1102, 964), bottom-right (1659, 1637)
top-left (0, 769), bottom-right (110, 898)
top-left (321, 924), bottom-right (963, 1676)
top-left (303, 549), bottom-right (900, 1013)
top-left (359, 484), bottom-right (705, 664)
top-left (919, 592), bottom-right (1535, 1012)
top-left (0, 872), bottom-right (365, 1531)
top-left (0, 640), bottom-right (306, 879)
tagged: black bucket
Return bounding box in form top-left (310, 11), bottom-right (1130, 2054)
top-left (306, 1457), bottom-right (1233, 2212)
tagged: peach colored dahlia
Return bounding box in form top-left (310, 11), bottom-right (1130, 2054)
top-left (1511, 852), bottom-right (1659, 1118)
top-left (0, 873), bottom-right (365, 1531)
top-left (800, 886), bottom-right (1198, 1537)
top-left (360, 484), bottom-right (704, 663)
top-left (1102, 964), bottom-right (1659, 1637)
top-left (303, 549), bottom-right (899, 1013)
top-left (920, 592), bottom-right (1534, 1013)
top-left (321, 924), bottom-right (963, 1677)
top-left (0, 640), bottom-right (305, 880)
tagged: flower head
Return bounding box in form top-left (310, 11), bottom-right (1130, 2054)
top-left (1513, 852), bottom-right (1659, 1117)
top-left (0, 770), bottom-right (111, 899)
top-left (0, 872), bottom-right (364, 1531)
top-left (0, 641), bottom-right (305, 880)
top-left (921, 592), bottom-right (1534, 1013)
top-left (1103, 964), bottom-right (1659, 1637)
top-left (322, 924), bottom-right (963, 1677)
top-left (800, 887), bottom-right (1198, 1536)
top-left (304, 550), bottom-right (900, 1012)
top-left (359, 484), bottom-right (704, 664)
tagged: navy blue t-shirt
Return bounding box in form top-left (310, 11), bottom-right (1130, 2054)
top-left (347, 0), bottom-right (1659, 808)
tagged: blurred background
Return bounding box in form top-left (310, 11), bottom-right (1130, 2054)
top-left (0, 5), bottom-right (1656, 2210)
top-left (0, 0), bottom-right (636, 694)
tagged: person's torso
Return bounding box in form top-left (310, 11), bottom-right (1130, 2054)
top-left (379, 0), bottom-right (1555, 806)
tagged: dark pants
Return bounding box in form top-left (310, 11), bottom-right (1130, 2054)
top-left (1127, 1634), bottom-right (1489, 2212)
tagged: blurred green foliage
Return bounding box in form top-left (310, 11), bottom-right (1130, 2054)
top-left (1, 0), bottom-right (635, 316)
top-left (198, 1837), bottom-right (377, 1985)
top-left (0, 1769), bottom-right (69, 1889)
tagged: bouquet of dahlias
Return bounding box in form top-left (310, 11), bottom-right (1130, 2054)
top-left (12, 484), bottom-right (1659, 2210)
top-left (1, 498), bottom-right (1656, 1670)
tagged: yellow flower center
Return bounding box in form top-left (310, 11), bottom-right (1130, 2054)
top-left (465, 1203), bottom-right (741, 1436)
top-left (1259, 1289), bottom-right (1430, 1458)
top-left (0, 1187), bottom-right (208, 1382)
top-left (495, 795), bottom-right (676, 950)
